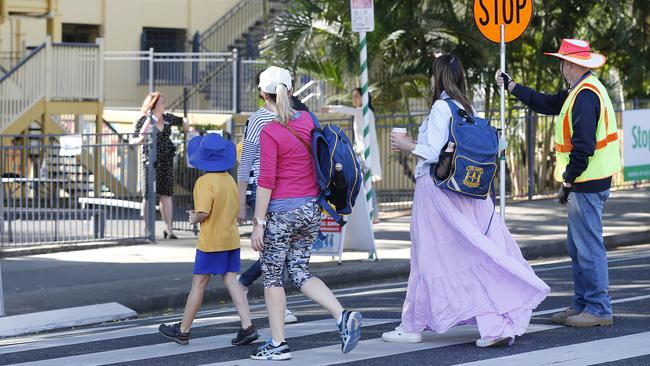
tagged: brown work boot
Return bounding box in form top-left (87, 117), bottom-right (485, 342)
top-left (565, 312), bottom-right (613, 327)
top-left (550, 308), bottom-right (580, 325)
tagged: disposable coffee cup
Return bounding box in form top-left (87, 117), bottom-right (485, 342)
top-left (391, 128), bottom-right (407, 151)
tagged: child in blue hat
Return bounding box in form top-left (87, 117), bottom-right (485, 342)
top-left (159, 133), bottom-right (258, 346)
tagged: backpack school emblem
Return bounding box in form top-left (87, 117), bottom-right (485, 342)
top-left (463, 165), bottom-right (484, 188)
top-left (431, 99), bottom-right (498, 199)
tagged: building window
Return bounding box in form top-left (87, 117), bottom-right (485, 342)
top-left (140, 28), bottom-right (187, 85)
top-left (62, 24), bottom-right (100, 43)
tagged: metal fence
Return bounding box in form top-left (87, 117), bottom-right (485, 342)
top-left (355, 104), bottom-right (650, 213)
top-left (104, 49), bottom-right (236, 112)
top-left (103, 50), bottom-right (333, 114)
top-left (4, 105), bottom-right (647, 245)
top-left (0, 40), bottom-right (103, 132)
top-left (0, 51), bottom-right (23, 74)
top-left (1, 131), bottom-right (156, 249)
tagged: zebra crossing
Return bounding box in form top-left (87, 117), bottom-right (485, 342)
top-left (2, 248), bottom-right (650, 366)
top-left (1, 300), bottom-right (650, 365)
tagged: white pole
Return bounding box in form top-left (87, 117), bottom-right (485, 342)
top-left (359, 30), bottom-right (377, 261)
top-left (0, 260), bottom-right (5, 316)
top-left (232, 48), bottom-right (238, 114)
top-left (359, 31), bottom-right (374, 222)
top-left (499, 24), bottom-right (506, 221)
top-left (148, 47), bottom-right (154, 93)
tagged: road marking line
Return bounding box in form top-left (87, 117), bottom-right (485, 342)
top-left (200, 324), bottom-right (559, 366)
top-left (453, 331), bottom-right (650, 365)
top-left (4, 318), bottom-right (398, 366)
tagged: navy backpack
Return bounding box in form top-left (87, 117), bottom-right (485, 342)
top-left (285, 112), bottom-right (362, 227)
top-left (431, 99), bottom-right (498, 199)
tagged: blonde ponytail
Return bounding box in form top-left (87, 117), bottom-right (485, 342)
top-left (273, 83), bottom-right (294, 125)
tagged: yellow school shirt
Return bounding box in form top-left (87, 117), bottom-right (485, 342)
top-left (193, 172), bottom-right (241, 252)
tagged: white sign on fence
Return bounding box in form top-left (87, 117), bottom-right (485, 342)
top-left (623, 108), bottom-right (650, 181)
top-left (351, 0), bottom-right (374, 32)
top-left (59, 135), bottom-right (83, 156)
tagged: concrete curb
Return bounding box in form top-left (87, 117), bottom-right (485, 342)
top-left (0, 240), bottom-right (149, 258)
top-left (125, 258), bottom-right (413, 316)
top-left (521, 230), bottom-right (650, 259)
top-left (0, 303), bottom-right (137, 338)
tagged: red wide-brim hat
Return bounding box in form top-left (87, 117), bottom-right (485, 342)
top-left (544, 39), bottom-right (606, 69)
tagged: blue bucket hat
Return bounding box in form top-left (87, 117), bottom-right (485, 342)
top-left (187, 133), bottom-right (236, 172)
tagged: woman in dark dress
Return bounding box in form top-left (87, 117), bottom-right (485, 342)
top-left (131, 92), bottom-right (187, 239)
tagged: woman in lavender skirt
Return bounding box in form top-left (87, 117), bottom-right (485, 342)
top-left (385, 54), bottom-right (550, 347)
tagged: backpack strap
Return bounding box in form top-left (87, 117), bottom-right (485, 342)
top-left (284, 124), bottom-right (311, 154)
top-left (308, 111), bottom-right (322, 129)
top-left (320, 197), bottom-right (345, 225)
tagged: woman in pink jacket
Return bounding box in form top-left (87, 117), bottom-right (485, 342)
top-left (249, 66), bottom-right (363, 361)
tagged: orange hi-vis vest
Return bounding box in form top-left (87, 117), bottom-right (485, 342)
top-left (554, 74), bottom-right (621, 183)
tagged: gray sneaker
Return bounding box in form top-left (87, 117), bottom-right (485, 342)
top-left (565, 312), bottom-right (613, 327)
top-left (551, 308), bottom-right (580, 324)
top-left (338, 310), bottom-right (363, 354)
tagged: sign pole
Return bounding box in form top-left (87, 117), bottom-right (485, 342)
top-left (499, 24), bottom-right (506, 220)
top-left (351, 0), bottom-right (377, 260)
top-left (0, 261), bottom-right (5, 316)
top-left (0, 179), bottom-right (4, 316)
top-left (474, 0), bottom-right (534, 221)
top-left (359, 31), bottom-right (374, 223)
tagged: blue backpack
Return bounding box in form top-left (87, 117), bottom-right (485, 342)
top-left (431, 99), bottom-right (498, 199)
top-left (286, 112), bottom-right (362, 226)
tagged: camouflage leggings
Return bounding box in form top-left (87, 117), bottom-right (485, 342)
top-left (261, 200), bottom-right (321, 289)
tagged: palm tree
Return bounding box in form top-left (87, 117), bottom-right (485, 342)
top-left (261, 0), bottom-right (649, 196)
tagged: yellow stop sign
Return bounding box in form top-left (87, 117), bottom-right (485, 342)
top-left (474, 0), bottom-right (533, 43)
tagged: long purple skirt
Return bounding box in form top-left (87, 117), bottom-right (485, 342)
top-left (400, 176), bottom-right (550, 339)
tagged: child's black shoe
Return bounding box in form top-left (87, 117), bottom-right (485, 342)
top-left (231, 325), bottom-right (259, 345)
top-left (159, 322), bottom-right (190, 345)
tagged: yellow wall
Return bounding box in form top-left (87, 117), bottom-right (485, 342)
top-left (0, 0), bottom-right (242, 53)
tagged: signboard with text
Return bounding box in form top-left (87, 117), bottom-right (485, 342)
top-left (59, 135), bottom-right (83, 156)
top-left (351, 0), bottom-right (374, 32)
top-left (623, 109), bottom-right (650, 181)
top-left (473, 0), bottom-right (533, 43)
top-left (312, 215), bottom-right (345, 256)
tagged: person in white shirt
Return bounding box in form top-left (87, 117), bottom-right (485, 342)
top-left (321, 88), bottom-right (382, 222)
top-left (384, 53), bottom-right (549, 347)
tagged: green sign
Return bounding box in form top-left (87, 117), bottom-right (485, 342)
top-left (623, 109), bottom-right (650, 181)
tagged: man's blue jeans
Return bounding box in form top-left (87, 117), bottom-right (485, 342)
top-left (567, 189), bottom-right (612, 317)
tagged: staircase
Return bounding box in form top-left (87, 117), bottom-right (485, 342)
top-left (0, 39), bottom-right (137, 198)
top-left (0, 40), bottom-right (102, 134)
top-left (172, 0), bottom-right (287, 112)
top-left (194, 0), bottom-right (287, 57)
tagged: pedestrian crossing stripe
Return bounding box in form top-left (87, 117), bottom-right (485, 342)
top-left (4, 318), bottom-right (399, 366)
top-left (454, 331), bottom-right (650, 366)
top-left (5, 318), bottom-right (650, 366)
top-left (0, 316), bottom-right (241, 355)
top-left (200, 324), bottom-right (560, 366)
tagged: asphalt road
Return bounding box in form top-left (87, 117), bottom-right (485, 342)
top-left (1, 244), bottom-right (650, 366)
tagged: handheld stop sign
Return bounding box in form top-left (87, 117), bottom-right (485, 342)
top-left (473, 0), bottom-right (533, 221)
top-left (474, 0), bottom-right (533, 43)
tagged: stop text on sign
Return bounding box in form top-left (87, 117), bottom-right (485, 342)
top-left (473, 0), bottom-right (533, 43)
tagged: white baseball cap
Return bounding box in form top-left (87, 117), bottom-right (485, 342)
top-left (258, 66), bottom-right (292, 94)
